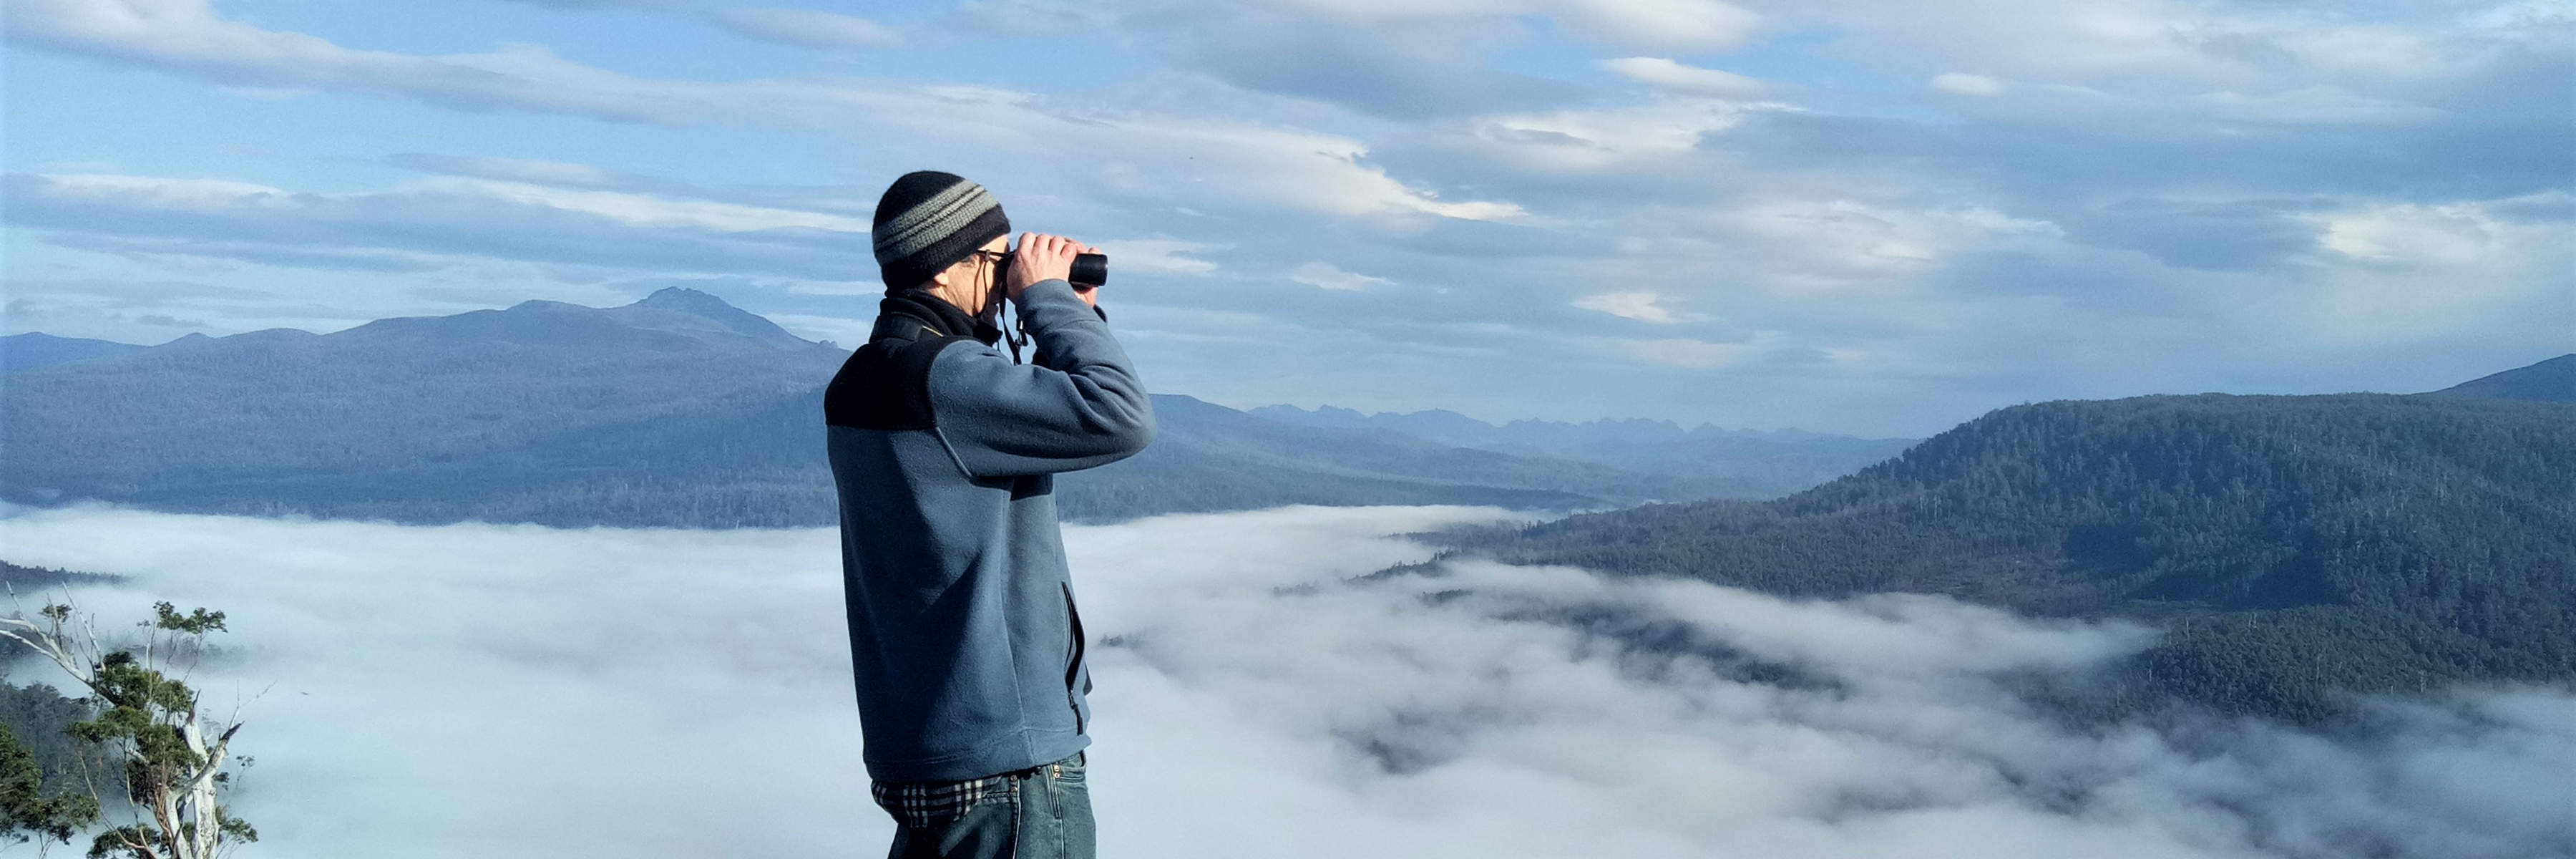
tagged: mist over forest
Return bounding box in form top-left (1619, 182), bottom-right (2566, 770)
top-left (1, 505), bottom-right (2567, 859)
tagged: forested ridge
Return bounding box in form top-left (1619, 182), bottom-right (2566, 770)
top-left (1450, 390), bottom-right (2576, 722)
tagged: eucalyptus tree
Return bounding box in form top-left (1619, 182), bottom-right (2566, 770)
top-left (0, 602), bottom-right (255, 859)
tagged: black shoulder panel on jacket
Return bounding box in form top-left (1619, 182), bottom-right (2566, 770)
top-left (824, 334), bottom-right (976, 430)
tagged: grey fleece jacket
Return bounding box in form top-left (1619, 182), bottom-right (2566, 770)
top-left (821, 278), bottom-right (1154, 782)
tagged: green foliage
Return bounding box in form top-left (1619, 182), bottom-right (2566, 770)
top-left (0, 681), bottom-right (94, 791)
top-left (0, 723), bottom-right (99, 848)
top-left (1455, 393), bottom-right (2576, 722)
top-left (70, 651), bottom-right (207, 783)
top-left (150, 604), bottom-right (225, 636)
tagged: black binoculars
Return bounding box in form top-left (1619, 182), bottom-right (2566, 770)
top-left (997, 251), bottom-right (1108, 288)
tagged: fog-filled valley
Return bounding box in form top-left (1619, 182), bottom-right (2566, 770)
top-left (1, 505), bottom-right (2565, 859)
top-left (5, 0), bottom-right (2571, 855)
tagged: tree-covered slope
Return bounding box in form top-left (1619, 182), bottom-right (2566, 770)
top-left (1452, 393), bottom-right (2576, 721)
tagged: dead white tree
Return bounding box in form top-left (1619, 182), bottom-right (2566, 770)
top-left (0, 598), bottom-right (254, 859)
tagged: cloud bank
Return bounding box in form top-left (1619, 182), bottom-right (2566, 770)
top-left (0, 504), bottom-right (2567, 858)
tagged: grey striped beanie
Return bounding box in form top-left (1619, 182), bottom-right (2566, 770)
top-left (872, 170), bottom-right (1010, 292)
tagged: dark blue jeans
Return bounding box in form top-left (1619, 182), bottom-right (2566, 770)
top-left (885, 752), bottom-right (1093, 859)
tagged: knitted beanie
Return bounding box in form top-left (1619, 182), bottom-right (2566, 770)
top-left (872, 170), bottom-right (1011, 293)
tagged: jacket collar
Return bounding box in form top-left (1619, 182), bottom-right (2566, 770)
top-left (873, 289), bottom-right (1001, 346)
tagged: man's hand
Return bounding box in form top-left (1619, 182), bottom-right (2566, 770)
top-left (1006, 233), bottom-right (1099, 308)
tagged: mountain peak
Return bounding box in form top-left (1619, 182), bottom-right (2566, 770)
top-left (630, 286), bottom-right (742, 318)
top-left (608, 287), bottom-right (813, 350)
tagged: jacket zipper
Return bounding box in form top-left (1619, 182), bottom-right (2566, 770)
top-left (1063, 582), bottom-right (1087, 734)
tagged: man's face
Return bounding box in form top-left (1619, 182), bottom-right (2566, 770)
top-left (967, 236), bottom-right (1008, 319)
top-left (925, 236), bottom-right (1010, 317)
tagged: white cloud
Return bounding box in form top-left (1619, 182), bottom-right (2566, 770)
top-left (1572, 290), bottom-right (1700, 324)
top-left (1470, 97), bottom-right (1759, 173)
top-left (0, 505), bottom-right (2566, 859)
top-left (1928, 72), bottom-right (2004, 97)
top-left (1088, 238), bottom-right (1228, 276)
top-left (1166, 0), bottom-right (1760, 51)
top-left (1289, 261), bottom-right (1393, 291)
top-left (0, 0), bottom-right (1521, 226)
top-left (1600, 57), bottom-right (1775, 99)
top-left (406, 177), bottom-right (875, 233)
top-left (385, 154), bottom-right (630, 190)
top-left (1554, 0), bottom-right (1763, 52)
top-left (2187, 85), bottom-right (2444, 125)
top-left (2278, 193), bottom-right (2575, 344)
top-left (1604, 331), bottom-right (1781, 368)
top-left (1709, 198), bottom-right (2064, 292)
top-left (1754, 0), bottom-right (2556, 128)
top-left (5, 171), bottom-right (878, 279)
top-left (29, 173), bottom-right (302, 215)
top-left (706, 9), bottom-right (904, 49)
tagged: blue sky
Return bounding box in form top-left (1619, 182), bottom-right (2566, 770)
top-left (4, 0), bottom-right (2569, 436)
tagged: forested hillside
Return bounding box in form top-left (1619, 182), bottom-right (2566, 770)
top-left (0, 290), bottom-right (1729, 526)
top-left (1450, 392), bottom-right (2576, 722)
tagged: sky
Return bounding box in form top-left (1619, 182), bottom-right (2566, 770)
top-left (0, 504), bottom-right (2568, 858)
top-left (1, 0), bottom-right (2570, 437)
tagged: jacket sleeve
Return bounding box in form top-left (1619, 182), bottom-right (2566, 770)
top-left (924, 279), bottom-right (1157, 478)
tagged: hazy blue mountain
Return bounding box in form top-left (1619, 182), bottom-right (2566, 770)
top-left (1, 331), bottom-right (150, 373)
top-left (1443, 389), bottom-right (2576, 722)
top-left (1, 288), bottom-right (1713, 526)
top-left (2, 288), bottom-right (849, 520)
top-left (1249, 404), bottom-right (1917, 499)
top-left (1078, 395), bottom-right (1713, 519)
top-left (2426, 353), bottom-right (2573, 402)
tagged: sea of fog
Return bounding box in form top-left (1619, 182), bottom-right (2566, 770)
top-left (0, 505), bottom-right (2568, 859)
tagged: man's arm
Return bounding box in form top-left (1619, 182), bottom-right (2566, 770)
top-left (924, 278), bottom-right (1155, 478)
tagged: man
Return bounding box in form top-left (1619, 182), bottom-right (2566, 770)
top-left (824, 170), bottom-right (1154, 858)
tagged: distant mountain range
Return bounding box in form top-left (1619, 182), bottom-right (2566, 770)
top-left (1442, 356), bottom-right (2576, 722)
top-left (1250, 405), bottom-right (1916, 500)
top-left (0, 289), bottom-right (1900, 525)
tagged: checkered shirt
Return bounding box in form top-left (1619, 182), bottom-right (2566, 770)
top-left (870, 772), bottom-right (1017, 830)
